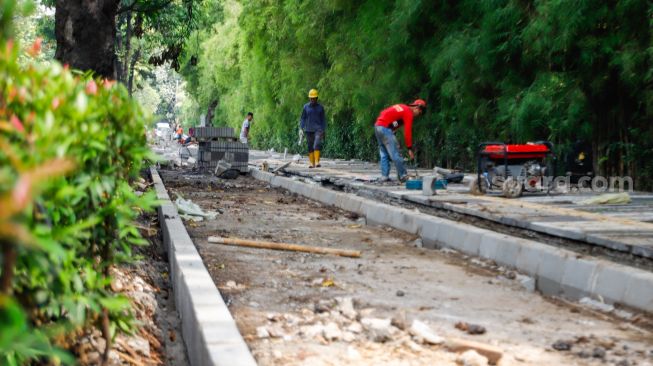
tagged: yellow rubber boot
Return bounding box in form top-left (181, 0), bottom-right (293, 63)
top-left (314, 150), bottom-right (321, 167)
top-left (308, 152), bottom-right (315, 168)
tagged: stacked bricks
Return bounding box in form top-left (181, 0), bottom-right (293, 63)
top-left (192, 127), bottom-right (249, 173)
top-left (191, 126), bottom-right (235, 139)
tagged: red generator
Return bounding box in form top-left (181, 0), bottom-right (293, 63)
top-left (471, 141), bottom-right (555, 198)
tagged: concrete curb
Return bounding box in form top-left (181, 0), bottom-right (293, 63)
top-left (250, 168), bottom-right (653, 313)
top-left (151, 167), bottom-right (257, 366)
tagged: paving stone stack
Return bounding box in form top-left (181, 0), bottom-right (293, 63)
top-left (192, 126), bottom-right (249, 173)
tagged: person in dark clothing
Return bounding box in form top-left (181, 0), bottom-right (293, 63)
top-left (299, 88), bottom-right (326, 168)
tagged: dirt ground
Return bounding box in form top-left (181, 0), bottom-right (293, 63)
top-left (162, 172), bottom-right (652, 366)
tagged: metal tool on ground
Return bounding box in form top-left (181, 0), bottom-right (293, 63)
top-left (207, 236), bottom-right (361, 258)
top-left (412, 158), bottom-right (419, 178)
top-left (271, 161), bottom-right (292, 174)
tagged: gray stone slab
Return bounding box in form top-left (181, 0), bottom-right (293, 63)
top-left (560, 258), bottom-right (598, 299)
top-left (591, 263), bottom-right (636, 304)
top-left (622, 271), bottom-right (653, 312)
top-left (529, 221), bottom-right (587, 241)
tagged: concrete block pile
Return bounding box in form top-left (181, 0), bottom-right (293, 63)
top-left (192, 127), bottom-right (249, 173)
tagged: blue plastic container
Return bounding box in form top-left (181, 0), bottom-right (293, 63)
top-left (405, 178), bottom-right (448, 190)
top-left (434, 179), bottom-right (448, 189)
top-left (405, 179), bottom-right (422, 190)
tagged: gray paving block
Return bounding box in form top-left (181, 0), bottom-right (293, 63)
top-left (150, 167), bottom-right (171, 200)
top-left (514, 243), bottom-right (545, 276)
top-left (529, 221), bottom-right (587, 241)
top-left (560, 257), bottom-right (598, 299)
top-left (338, 195), bottom-right (365, 215)
top-left (458, 226), bottom-right (485, 256)
top-left (631, 245), bottom-right (653, 259)
top-left (317, 188), bottom-right (338, 206)
top-left (492, 236), bottom-right (522, 268)
top-left (397, 210), bottom-right (424, 234)
top-left (478, 232), bottom-right (502, 260)
top-left (437, 221), bottom-right (472, 251)
top-left (419, 217), bottom-right (441, 249)
top-left (622, 271), bottom-right (653, 312)
top-left (534, 247), bottom-right (571, 296)
top-left (365, 201), bottom-right (389, 226)
top-left (591, 263), bottom-right (634, 304)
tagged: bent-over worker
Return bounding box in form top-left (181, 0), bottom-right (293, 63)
top-left (374, 99), bottom-right (426, 182)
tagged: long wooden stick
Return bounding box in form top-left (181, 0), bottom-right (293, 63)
top-left (207, 236), bottom-right (361, 258)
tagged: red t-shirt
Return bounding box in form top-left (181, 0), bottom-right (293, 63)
top-left (374, 104), bottom-right (414, 149)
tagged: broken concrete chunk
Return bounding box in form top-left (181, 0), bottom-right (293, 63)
top-left (323, 322), bottom-right (343, 341)
top-left (175, 196), bottom-right (219, 220)
top-left (405, 339), bottom-right (424, 352)
top-left (346, 322), bottom-right (363, 334)
top-left (300, 323), bottom-right (325, 338)
top-left (455, 321), bottom-right (487, 335)
top-left (447, 338), bottom-right (503, 365)
top-left (126, 336), bottom-right (150, 357)
top-left (256, 326), bottom-right (270, 339)
top-left (515, 274), bottom-right (535, 292)
top-left (391, 311), bottom-right (409, 331)
top-left (456, 350), bottom-right (489, 366)
top-left (579, 297), bottom-right (615, 313)
top-left (552, 339), bottom-right (573, 351)
top-left (409, 319), bottom-right (444, 345)
top-left (314, 299), bottom-right (334, 313)
top-left (336, 297), bottom-right (357, 319)
top-left (342, 331), bottom-right (356, 342)
top-left (267, 324), bottom-right (286, 338)
top-left (413, 238), bottom-right (423, 248)
top-left (361, 317), bottom-right (395, 342)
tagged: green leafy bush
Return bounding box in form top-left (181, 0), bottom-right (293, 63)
top-left (0, 2), bottom-right (157, 364)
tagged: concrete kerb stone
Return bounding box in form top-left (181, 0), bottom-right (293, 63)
top-left (478, 232), bottom-right (502, 260)
top-left (622, 271), bottom-right (653, 312)
top-left (590, 263), bottom-right (634, 304)
top-left (150, 167), bottom-right (257, 366)
top-left (559, 257), bottom-right (598, 299)
top-left (534, 246), bottom-right (570, 296)
top-left (414, 216), bottom-right (442, 249)
top-left (247, 167), bottom-right (653, 313)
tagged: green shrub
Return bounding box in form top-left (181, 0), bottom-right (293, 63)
top-left (0, 3), bottom-right (157, 364)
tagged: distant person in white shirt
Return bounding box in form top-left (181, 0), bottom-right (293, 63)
top-left (240, 112), bottom-right (253, 144)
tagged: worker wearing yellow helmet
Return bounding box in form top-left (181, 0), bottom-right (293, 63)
top-left (299, 88), bottom-right (326, 168)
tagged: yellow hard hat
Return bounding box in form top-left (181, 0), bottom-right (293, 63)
top-left (308, 89), bottom-right (318, 98)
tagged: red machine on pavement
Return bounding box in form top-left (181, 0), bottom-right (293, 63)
top-left (471, 141), bottom-right (555, 198)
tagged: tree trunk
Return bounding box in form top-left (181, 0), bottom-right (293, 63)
top-left (121, 10), bottom-right (133, 84)
top-left (206, 100), bottom-right (218, 126)
top-left (127, 48), bottom-right (141, 96)
top-left (55, 0), bottom-right (120, 78)
top-left (114, 14), bottom-right (124, 82)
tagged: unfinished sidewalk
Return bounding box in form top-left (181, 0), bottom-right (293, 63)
top-left (157, 169), bottom-right (653, 366)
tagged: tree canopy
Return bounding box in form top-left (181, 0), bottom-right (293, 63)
top-left (179, 0), bottom-right (652, 189)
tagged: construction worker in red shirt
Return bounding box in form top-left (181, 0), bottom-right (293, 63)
top-left (374, 99), bottom-right (426, 182)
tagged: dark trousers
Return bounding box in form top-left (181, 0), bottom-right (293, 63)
top-left (306, 130), bottom-right (324, 153)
